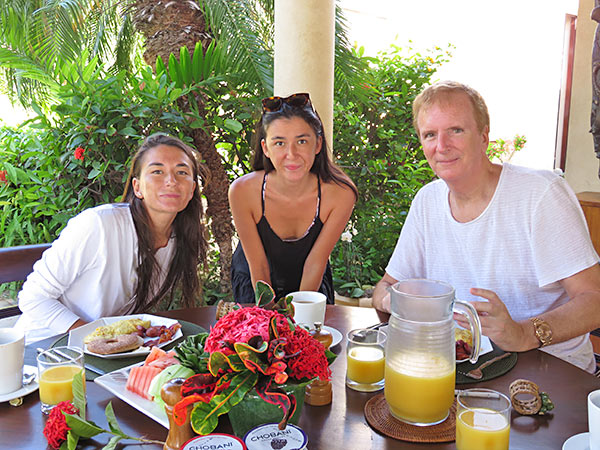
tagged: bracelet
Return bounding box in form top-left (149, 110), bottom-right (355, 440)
top-left (509, 379), bottom-right (542, 415)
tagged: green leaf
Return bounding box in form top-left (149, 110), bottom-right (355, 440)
top-left (190, 119), bottom-right (204, 129)
top-left (88, 168), bottom-right (101, 179)
top-left (255, 281), bottom-right (275, 306)
top-left (189, 371), bottom-right (258, 435)
top-left (118, 127), bottom-right (136, 136)
top-left (104, 402), bottom-right (122, 435)
top-left (103, 435), bottom-right (123, 450)
top-left (168, 53), bottom-right (183, 87)
top-left (224, 118), bottom-right (243, 133)
top-left (155, 55), bottom-right (166, 76)
top-left (66, 430), bottom-right (79, 450)
top-left (180, 46), bottom-right (192, 86)
top-left (191, 41), bottom-right (204, 81)
top-left (72, 370), bottom-right (86, 418)
top-left (64, 414), bottom-right (104, 438)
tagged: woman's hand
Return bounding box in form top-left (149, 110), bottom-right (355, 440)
top-left (454, 288), bottom-right (532, 352)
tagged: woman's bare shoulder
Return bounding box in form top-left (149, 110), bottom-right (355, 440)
top-left (322, 178), bottom-right (357, 204)
top-left (230, 171), bottom-right (265, 195)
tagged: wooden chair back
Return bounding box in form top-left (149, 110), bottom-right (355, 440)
top-left (0, 243), bottom-right (51, 284)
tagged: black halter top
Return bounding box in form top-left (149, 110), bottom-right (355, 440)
top-left (256, 172), bottom-right (324, 299)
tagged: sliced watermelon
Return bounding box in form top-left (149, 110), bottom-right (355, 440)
top-left (144, 346), bottom-right (167, 366)
top-left (126, 365), bottom-right (162, 400)
top-left (147, 354), bottom-right (179, 370)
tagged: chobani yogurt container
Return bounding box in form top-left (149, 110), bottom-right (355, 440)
top-left (181, 433), bottom-right (246, 450)
top-left (244, 423), bottom-right (308, 450)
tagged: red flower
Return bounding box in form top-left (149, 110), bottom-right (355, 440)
top-left (279, 324), bottom-right (331, 381)
top-left (204, 306), bottom-right (330, 382)
top-left (0, 170), bottom-right (7, 184)
top-left (74, 147), bottom-right (86, 161)
top-left (204, 306), bottom-right (278, 353)
top-left (43, 401), bottom-right (79, 449)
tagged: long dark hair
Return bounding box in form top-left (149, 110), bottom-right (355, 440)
top-left (252, 103), bottom-right (358, 199)
top-left (122, 133), bottom-right (207, 311)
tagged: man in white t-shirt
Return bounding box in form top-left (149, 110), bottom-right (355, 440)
top-left (372, 81), bottom-right (600, 372)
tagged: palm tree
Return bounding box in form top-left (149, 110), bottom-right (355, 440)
top-left (0, 0), bottom-right (365, 298)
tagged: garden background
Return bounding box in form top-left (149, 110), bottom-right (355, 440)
top-left (0, 1), bottom-right (516, 307)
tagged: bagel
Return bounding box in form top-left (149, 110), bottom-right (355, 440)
top-left (86, 333), bottom-right (144, 355)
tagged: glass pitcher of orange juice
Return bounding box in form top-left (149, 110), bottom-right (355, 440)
top-left (384, 279), bottom-right (481, 426)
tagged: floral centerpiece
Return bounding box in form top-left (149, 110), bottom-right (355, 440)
top-left (172, 282), bottom-right (335, 436)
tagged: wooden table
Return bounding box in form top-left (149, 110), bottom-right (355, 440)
top-left (2, 305), bottom-right (599, 449)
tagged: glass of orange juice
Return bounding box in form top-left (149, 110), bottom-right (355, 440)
top-left (345, 328), bottom-right (386, 392)
top-left (456, 388), bottom-right (511, 450)
top-left (37, 346), bottom-right (85, 414)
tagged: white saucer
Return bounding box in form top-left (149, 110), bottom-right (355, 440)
top-left (563, 432), bottom-right (590, 450)
top-left (0, 365), bottom-right (38, 403)
top-left (323, 326), bottom-right (342, 347)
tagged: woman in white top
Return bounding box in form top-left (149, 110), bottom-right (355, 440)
top-left (15, 133), bottom-right (207, 343)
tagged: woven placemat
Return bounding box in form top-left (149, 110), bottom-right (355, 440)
top-left (364, 393), bottom-right (456, 443)
top-left (51, 320), bottom-right (206, 381)
top-left (456, 344), bottom-right (518, 385)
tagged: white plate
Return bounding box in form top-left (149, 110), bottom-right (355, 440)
top-left (68, 314), bottom-right (182, 359)
top-left (0, 365), bottom-right (38, 403)
top-left (323, 326), bottom-right (342, 348)
top-left (563, 432), bottom-right (590, 450)
top-left (456, 334), bottom-right (493, 363)
top-left (94, 361), bottom-right (168, 428)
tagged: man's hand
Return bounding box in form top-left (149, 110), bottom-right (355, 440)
top-left (455, 288), bottom-right (534, 352)
top-left (372, 272), bottom-right (398, 313)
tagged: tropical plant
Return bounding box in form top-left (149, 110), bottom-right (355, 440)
top-left (172, 282), bottom-right (334, 435)
top-left (0, 0), bottom-right (366, 298)
top-left (331, 43), bottom-right (451, 295)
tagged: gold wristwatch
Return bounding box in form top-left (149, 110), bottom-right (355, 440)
top-left (530, 317), bottom-right (553, 348)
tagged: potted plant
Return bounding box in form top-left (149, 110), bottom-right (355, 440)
top-left (172, 282), bottom-right (336, 436)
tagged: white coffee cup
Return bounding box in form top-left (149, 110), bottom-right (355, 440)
top-left (589, 389), bottom-right (600, 450)
top-left (0, 328), bottom-right (25, 395)
top-left (289, 291), bottom-right (326, 328)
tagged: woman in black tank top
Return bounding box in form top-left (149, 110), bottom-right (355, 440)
top-left (229, 93), bottom-right (358, 304)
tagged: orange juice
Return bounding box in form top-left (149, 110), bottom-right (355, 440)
top-left (347, 347), bottom-right (385, 384)
top-left (385, 353), bottom-right (455, 425)
top-left (456, 408), bottom-right (510, 450)
top-left (39, 365), bottom-right (84, 405)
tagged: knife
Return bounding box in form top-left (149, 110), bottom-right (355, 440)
top-left (84, 364), bottom-right (105, 376)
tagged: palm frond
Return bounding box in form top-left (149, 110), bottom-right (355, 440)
top-left (333, 3), bottom-right (370, 102)
top-left (201, 0), bottom-right (274, 94)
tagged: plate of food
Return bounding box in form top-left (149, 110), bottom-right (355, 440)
top-left (68, 314), bottom-right (183, 359)
top-left (455, 327), bottom-right (493, 363)
top-left (95, 361), bottom-right (169, 428)
top-left (95, 345), bottom-right (194, 428)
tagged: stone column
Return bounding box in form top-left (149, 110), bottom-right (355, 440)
top-left (274, 0), bottom-right (335, 152)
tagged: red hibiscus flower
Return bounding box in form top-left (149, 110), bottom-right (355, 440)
top-left (0, 170), bottom-right (7, 185)
top-left (74, 147), bottom-right (86, 161)
top-left (43, 401), bottom-right (79, 449)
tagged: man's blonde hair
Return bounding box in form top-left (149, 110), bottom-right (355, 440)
top-left (412, 81), bottom-right (490, 136)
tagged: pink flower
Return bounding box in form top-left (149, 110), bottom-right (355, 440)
top-left (74, 147), bottom-right (86, 161)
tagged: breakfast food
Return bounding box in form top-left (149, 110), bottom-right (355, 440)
top-left (84, 318), bottom-right (151, 344)
top-left (455, 328), bottom-right (473, 346)
top-left (87, 333), bottom-right (144, 355)
top-left (455, 328), bottom-right (473, 361)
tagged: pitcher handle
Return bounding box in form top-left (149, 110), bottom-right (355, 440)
top-left (453, 300), bottom-right (482, 364)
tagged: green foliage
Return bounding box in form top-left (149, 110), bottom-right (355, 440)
top-left (331, 44), bottom-right (452, 295)
top-left (487, 134), bottom-right (527, 162)
top-left (0, 57), bottom-right (194, 248)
